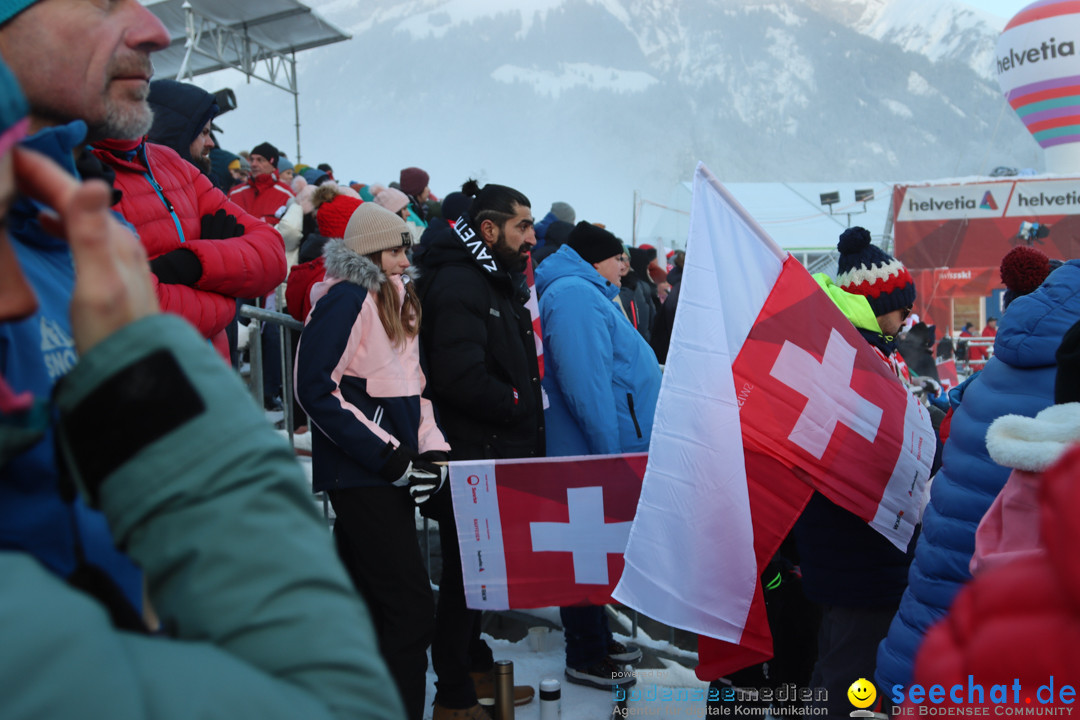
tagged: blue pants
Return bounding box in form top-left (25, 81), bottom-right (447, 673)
top-left (561, 605), bottom-right (612, 669)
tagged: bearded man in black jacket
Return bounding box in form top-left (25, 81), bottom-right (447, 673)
top-left (415, 179), bottom-right (544, 720)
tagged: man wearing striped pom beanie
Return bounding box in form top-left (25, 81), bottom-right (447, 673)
top-left (836, 225), bottom-right (916, 339)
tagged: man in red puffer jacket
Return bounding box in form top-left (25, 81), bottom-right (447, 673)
top-left (228, 141), bottom-right (295, 227)
top-left (91, 136), bottom-right (287, 361)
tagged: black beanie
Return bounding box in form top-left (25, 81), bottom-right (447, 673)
top-left (1055, 318), bottom-right (1080, 404)
top-left (567, 222), bottom-right (623, 265)
top-left (251, 142), bottom-right (280, 168)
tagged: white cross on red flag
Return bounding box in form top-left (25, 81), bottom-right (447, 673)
top-left (613, 163), bottom-right (934, 680)
top-left (449, 453), bottom-right (647, 610)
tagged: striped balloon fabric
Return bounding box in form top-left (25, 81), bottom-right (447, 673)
top-left (997, 0), bottom-right (1080, 150)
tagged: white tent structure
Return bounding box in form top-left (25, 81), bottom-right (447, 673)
top-left (634, 180), bottom-right (896, 276)
top-left (143, 0), bottom-right (350, 163)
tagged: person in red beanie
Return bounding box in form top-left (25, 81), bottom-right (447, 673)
top-left (285, 186), bottom-right (364, 324)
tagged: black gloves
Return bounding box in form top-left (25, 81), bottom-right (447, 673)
top-left (379, 444), bottom-right (449, 505)
top-left (392, 457), bottom-right (447, 505)
top-left (149, 247), bottom-right (202, 286)
top-left (75, 151), bottom-right (122, 206)
top-left (150, 210), bottom-right (243, 285)
top-left (201, 209), bottom-right (245, 240)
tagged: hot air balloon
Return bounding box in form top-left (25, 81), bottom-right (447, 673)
top-left (997, 0), bottom-right (1080, 173)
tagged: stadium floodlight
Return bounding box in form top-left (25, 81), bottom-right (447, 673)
top-left (819, 191), bottom-right (840, 207)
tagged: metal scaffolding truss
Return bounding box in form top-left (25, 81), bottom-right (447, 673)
top-left (177, 4), bottom-right (301, 95)
top-left (144, 0), bottom-right (350, 160)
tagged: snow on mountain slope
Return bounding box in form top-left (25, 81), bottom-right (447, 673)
top-left (193, 0), bottom-right (1039, 240)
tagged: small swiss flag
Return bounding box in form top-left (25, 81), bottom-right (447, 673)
top-left (449, 454), bottom-right (647, 610)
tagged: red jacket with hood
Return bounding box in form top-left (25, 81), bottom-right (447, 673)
top-left (228, 171), bottom-right (295, 226)
top-left (92, 140), bottom-right (287, 359)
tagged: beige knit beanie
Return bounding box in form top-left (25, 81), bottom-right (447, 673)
top-left (343, 203), bottom-right (413, 256)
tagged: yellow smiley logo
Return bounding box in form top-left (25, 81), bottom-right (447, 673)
top-left (848, 678), bottom-right (877, 709)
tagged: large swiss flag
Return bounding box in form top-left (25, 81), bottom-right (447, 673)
top-left (448, 454), bottom-right (647, 610)
top-left (614, 163), bottom-right (933, 680)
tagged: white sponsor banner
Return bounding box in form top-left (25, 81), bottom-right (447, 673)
top-left (1005, 179), bottom-right (1080, 216)
top-left (896, 184), bottom-right (1010, 221)
top-left (449, 460), bottom-right (509, 610)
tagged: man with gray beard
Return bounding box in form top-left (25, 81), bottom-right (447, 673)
top-left (0, 0), bottom-right (174, 621)
top-left (0, 0), bottom-right (167, 142)
top-left (0, 0), bottom-right (282, 619)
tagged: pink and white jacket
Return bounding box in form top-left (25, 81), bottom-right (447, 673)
top-left (294, 240), bottom-right (449, 491)
top-left (971, 402), bottom-right (1080, 574)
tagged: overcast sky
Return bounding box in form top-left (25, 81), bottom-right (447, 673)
top-left (966, 0), bottom-right (1032, 20)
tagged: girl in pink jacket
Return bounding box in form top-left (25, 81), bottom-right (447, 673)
top-left (295, 202), bottom-right (450, 720)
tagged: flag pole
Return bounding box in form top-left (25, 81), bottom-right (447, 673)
top-left (694, 163), bottom-right (786, 264)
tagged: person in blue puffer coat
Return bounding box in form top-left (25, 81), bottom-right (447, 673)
top-left (536, 223), bottom-right (661, 458)
top-left (875, 259), bottom-right (1080, 695)
top-left (535, 222), bottom-right (661, 690)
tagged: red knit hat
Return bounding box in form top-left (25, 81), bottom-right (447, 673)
top-left (1000, 246), bottom-right (1051, 308)
top-left (317, 194), bottom-right (364, 239)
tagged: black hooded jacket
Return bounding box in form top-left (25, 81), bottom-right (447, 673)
top-left (147, 79), bottom-right (217, 173)
top-left (414, 214), bottom-right (545, 460)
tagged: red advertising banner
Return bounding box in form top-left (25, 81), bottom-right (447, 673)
top-left (893, 177), bottom-right (1080, 272)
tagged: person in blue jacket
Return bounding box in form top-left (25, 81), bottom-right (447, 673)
top-left (535, 221), bottom-right (661, 689)
top-left (875, 259), bottom-right (1080, 695)
top-left (0, 0), bottom-right (175, 621)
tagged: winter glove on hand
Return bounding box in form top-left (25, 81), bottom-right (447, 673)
top-left (392, 459), bottom-right (447, 506)
top-left (149, 247), bottom-right (202, 286)
top-left (200, 208), bottom-right (246, 239)
top-left (920, 377), bottom-right (942, 398)
top-left (75, 151), bottom-right (123, 206)
top-left (418, 450), bottom-right (449, 464)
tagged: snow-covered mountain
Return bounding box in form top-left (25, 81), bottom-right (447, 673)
top-left (196, 0), bottom-right (1039, 239)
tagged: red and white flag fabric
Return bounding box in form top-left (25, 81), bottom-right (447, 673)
top-left (524, 259), bottom-right (544, 379)
top-left (449, 453), bottom-right (647, 610)
top-left (613, 163), bottom-right (934, 680)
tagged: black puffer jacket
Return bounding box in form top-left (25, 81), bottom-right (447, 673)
top-left (415, 214), bottom-right (545, 460)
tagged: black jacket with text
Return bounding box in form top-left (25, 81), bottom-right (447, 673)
top-left (414, 214), bottom-right (545, 461)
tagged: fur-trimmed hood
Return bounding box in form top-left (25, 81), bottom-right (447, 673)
top-left (322, 238), bottom-right (418, 291)
top-left (986, 402), bottom-right (1080, 472)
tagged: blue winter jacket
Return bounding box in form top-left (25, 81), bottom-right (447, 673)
top-left (535, 245), bottom-right (662, 456)
top-left (0, 122), bottom-right (142, 610)
top-left (875, 259), bottom-right (1080, 692)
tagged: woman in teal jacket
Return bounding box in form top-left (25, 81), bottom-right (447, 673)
top-left (0, 58), bottom-right (403, 718)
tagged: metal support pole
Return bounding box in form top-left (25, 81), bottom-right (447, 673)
top-left (249, 304), bottom-right (264, 409)
top-left (292, 51), bottom-right (302, 163)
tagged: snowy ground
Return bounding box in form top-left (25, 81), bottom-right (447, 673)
top-left (425, 607), bottom-right (712, 720)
